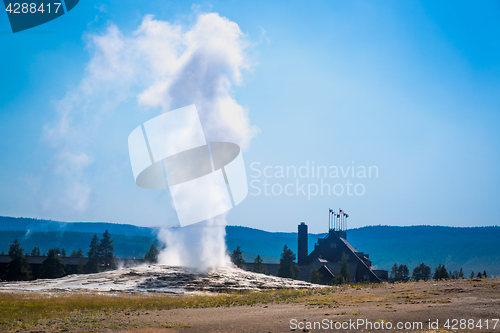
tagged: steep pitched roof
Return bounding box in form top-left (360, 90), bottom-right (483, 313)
top-left (307, 232), bottom-right (382, 282)
top-left (338, 237), bottom-right (381, 282)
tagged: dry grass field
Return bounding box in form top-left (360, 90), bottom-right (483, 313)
top-left (0, 277), bottom-right (499, 332)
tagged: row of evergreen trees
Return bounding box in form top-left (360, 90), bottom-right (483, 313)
top-left (230, 246), bottom-right (267, 273)
top-left (230, 245), bottom-right (301, 278)
top-left (390, 262), bottom-right (489, 282)
top-left (231, 245), bottom-right (491, 285)
top-left (1, 231), bottom-right (118, 281)
top-left (2, 240), bottom-right (70, 281)
top-left (0, 246), bottom-right (84, 258)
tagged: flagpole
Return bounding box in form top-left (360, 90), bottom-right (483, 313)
top-left (342, 211), bottom-right (343, 231)
top-left (329, 209), bottom-right (331, 230)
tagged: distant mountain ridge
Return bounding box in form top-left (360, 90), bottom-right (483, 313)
top-left (0, 216), bottom-right (156, 237)
top-left (1, 217), bottom-right (499, 276)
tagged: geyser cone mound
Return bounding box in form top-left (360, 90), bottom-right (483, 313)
top-left (0, 265), bottom-right (320, 293)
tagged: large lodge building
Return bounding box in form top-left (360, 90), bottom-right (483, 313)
top-left (296, 209), bottom-right (388, 283)
top-left (296, 221), bottom-right (388, 283)
top-left (244, 209), bottom-right (388, 283)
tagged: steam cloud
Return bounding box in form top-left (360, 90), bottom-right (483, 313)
top-left (43, 12), bottom-right (257, 270)
top-left (157, 215), bottom-right (229, 272)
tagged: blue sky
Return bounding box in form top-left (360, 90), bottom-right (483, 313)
top-left (0, 1), bottom-right (499, 233)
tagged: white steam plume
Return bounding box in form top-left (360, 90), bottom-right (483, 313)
top-left (157, 215), bottom-right (229, 272)
top-left (136, 13), bottom-right (257, 148)
top-left (135, 13), bottom-right (257, 270)
top-left (42, 12), bottom-right (256, 269)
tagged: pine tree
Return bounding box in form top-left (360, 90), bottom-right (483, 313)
top-left (76, 248), bottom-right (84, 258)
top-left (61, 249), bottom-right (66, 257)
top-left (277, 245), bottom-right (299, 279)
top-left (54, 247), bottom-right (61, 256)
top-left (395, 265), bottom-right (402, 281)
top-left (231, 246), bottom-right (245, 268)
top-left (252, 255), bottom-right (266, 274)
top-left (459, 267), bottom-right (464, 278)
top-left (470, 271), bottom-right (474, 279)
top-left (412, 264), bottom-right (420, 281)
top-left (483, 270), bottom-right (487, 279)
top-left (39, 249), bottom-right (66, 279)
top-left (433, 264), bottom-right (449, 280)
top-left (404, 265), bottom-right (410, 281)
top-left (84, 235), bottom-right (101, 273)
top-left (440, 265), bottom-right (449, 279)
top-left (4, 239), bottom-right (32, 281)
top-left (0, 250), bottom-right (4, 255)
top-left (412, 263), bottom-right (431, 281)
top-left (70, 248), bottom-right (84, 258)
top-left (144, 244), bottom-right (159, 263)
top-left (390, 263), bottom-right (398, 282)
top-left (31, 247), bottom-right (41, 256)
top-left (100, 230), bottom-right (116, 270)
top-left (433, 264), bottom-right (441, 280)
top-left (396, 264), bottom-right (409, 282)
top-left (309, 266), bottom-right (321, 284)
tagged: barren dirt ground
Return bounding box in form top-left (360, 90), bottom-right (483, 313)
top-left (2, 277), bottom-right (500, 332)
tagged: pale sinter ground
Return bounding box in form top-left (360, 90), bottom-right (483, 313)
top-left (0, 265), bottom-right (499, 332)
